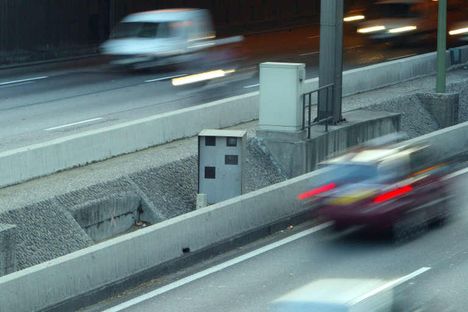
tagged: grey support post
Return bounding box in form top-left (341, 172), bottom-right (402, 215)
top-left (318, 0), bottom-right (344, 123)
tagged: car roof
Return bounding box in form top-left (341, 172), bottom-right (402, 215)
top-left (323, 145), bottom-right (426, 166)
top-left (123, 9), bottom-right (208, 23)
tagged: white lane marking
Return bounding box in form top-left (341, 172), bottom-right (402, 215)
top-left (444, 167), bottom-right (468, 180)
top-left (0, 76), bottom-right (48, 86)
top-left (387, 53), bottom-right (417, 61)
top-left (243, 83), bottom-right (260, 89)
top-left (0, 81), bottom-right (35, 89)
top-left (145, 74), bottom-right (186, 83)
top-left (45, 117), bottom-right (103, 131)
top-left (103, 222), bottom-right (332, 312)
top-left (351, 267), bottom-right (431, 305)
top-left (300, 51), bottom-right (319, 56)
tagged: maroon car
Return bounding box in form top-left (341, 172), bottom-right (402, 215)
top-left (298, 145), bottom-right (452, 239)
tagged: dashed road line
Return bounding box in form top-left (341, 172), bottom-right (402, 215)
top-left (145, 74), bottom-right (186, 83)
top-left (0, 76), bottom-right (48, 86)
top-left (45, 117), bottom-right (103, 131)
top-left (243, 83), bottom-right (260, 89)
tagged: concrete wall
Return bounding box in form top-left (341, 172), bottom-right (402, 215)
top-left (0, 224), bottom-right (16, 276)
top-left (418, 93), bottom-right (459, 128)
top-left (71, 193), bottom-right (143, 242)
top-left (0, 46), bottom-right (466, 189)
top-left (305, 110), bottom-right (401, 171)
top-left (0, 120), bottom-right (467, 312)
top-left (258, 110), bottom-right (401, 177)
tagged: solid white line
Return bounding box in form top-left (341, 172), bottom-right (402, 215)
top-left (351, 267), bottom-right (431, 305)
top-left (444, 167), bottom-right (468, 180)
top-left (45, 117), bottom-right (103, 131)
top-left (300, 51), bottom-right (319, 56)
top-left (0, 76), bottom-right (48, 86)
top-left (145, 74), bottom-right (186, 83)
top-left (102, 222), bottom-right (332, 312)
top-left (243, 83), bottom-right (260, 89)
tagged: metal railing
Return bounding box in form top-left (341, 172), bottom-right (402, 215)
top-left (302, 83), bottom-right (335, 138)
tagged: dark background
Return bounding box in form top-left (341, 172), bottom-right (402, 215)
top-left (0, 0), bottom-right (339, 65)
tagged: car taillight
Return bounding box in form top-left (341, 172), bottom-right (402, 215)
top-left (373, 185), bottom-right (413, 204)
top-left (297, 183), bottom-right (337, 201)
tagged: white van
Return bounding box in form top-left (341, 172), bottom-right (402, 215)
top-left (100, 9), bottom-right (216, 69)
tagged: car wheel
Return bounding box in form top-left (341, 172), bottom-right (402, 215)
top-left (333, 221), bottom-right (348, 231)
top-left (392, 210), bottom-right (428, 243)
top-left (432, 195), bottom-right (453, 227)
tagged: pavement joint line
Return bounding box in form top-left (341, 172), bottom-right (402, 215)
top-left (102, 222), bottom-right (332, 312)
top-left (145, 74), bottom-right (186, 83)
top-left (350, 267), bottom-right (431, 305)
top-left (345, 45), bottom-right (364, 50)
top-left (300, 51), bottom-right (319, 56)
top-left (0, 75), bottom-right (48, 86)
top-left (45, 117), bottom-right (104, 131)
top-left (387, 53), bottom-right (418, 62)
top-left (243, 83), bottom-right (260, 89)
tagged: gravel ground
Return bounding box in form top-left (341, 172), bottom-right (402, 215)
top-left (0, 68), bottom-right (466, 272)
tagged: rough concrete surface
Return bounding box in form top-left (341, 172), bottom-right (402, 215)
top-left (0, 224), bottom-right (16, 276)
top-left (0, 67), bottom-right (466, 273)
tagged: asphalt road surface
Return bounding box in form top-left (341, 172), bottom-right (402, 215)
top-left (0, 25), bottom-right (436, 152)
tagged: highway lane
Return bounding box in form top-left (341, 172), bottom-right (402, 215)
top-left (0, 26), bottom-right (434, 151)
top-left (91, 171), bottom-right (468, 312)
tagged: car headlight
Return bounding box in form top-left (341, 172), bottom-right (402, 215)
top-left (344, 15), bottom-right (365, 22)
top-left (357, 25), bottom-right (386, 33)
top-left (449, 27), bottom-right (468, 36)
top-left (388, 26), bottom-right (417, 34)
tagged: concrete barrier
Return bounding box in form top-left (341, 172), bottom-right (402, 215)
top-left (303, 46), bottom-right (468, 95)
top-left (0, 120), bottom-right (467, 312)
top-left (0, 46), bottom-right (467, 189)
top-left (0, 92), bottom-right (259, 188)
top-left (0, 167), bottom-right (330, 312)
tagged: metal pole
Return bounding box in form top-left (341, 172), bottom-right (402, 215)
top-left (318, 0), bottom-right (344, 123)
top-left (436, 0), bottom-right (447, 93)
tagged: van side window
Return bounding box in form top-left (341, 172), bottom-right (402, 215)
top-left (157, 22), bottom-right (172, 38)
top-left (139, 23), bottom-right (159, 38)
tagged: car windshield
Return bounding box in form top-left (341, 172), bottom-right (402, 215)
top-left (367, 3), bottom-right (420, 19)
top-left (321, 163), bottom-right (378, 182)
top-left (110, 22), bottom-right (171, 39)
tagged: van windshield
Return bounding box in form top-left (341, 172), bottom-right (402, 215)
top-left (110, 22), bottom-right (171, 39)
